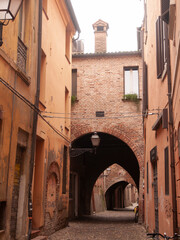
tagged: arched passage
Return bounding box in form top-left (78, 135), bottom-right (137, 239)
top-left (69, 131), bottom-right (143, 220)
top-left (105, 181), bottom-right (129, 210)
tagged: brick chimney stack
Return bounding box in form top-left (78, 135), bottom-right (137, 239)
top-left (93, 19), bottom-right (109, 53)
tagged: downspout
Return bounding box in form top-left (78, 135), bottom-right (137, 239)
top-left (167, 36), bottom-right (178, 234)
top-left (28, 0), bottom-right (42, 239)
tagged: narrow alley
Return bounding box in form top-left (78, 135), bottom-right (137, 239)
top-left (48, 210), bottom-right (147, 240)
top-left (0, 0), bottom-right (180, 240)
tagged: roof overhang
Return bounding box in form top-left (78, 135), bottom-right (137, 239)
top-left (65, 0), bottom-right (81, 34)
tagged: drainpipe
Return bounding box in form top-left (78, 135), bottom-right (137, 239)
top-left (28, 0), bottom-right (42, 239)
top-left (167, 36), bottom-right (178, 234)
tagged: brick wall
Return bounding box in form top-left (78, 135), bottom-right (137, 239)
top-left (71, 51), bottom-right (144, 222)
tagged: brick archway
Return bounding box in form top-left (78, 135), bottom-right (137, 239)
top-left (71, 123), bottom-right (144, 168)
top-left (105, 176), bottom-right (136, 193)
top-left (71, 123), bottom-right (144, 222)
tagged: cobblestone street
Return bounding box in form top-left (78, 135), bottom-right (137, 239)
top-left (48, 210), bottom-right (148, 240)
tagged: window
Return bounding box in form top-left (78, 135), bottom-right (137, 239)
top-left (156, 16), bottom-right (168, 79)
top-left (164, 147), bottom-right (169, 195)
top-left (18, 2), bottom-right (25, 41)
top-left (124, 67), bottom-right (139, 96)
top-left (72, 69), bottom-right (77, 98)
top-left (17, 1), bottom-right (27, 73)
top-left (97, 26), bottom-right (104, 31)
top-left (62, 146), bottom-right (68, 194)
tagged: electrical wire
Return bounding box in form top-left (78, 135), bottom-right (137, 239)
top-left (0, 78), bottom-right (159, 140)
top-left (41, 108), bottom-right (161, 116)
top-left (0, 78), bottom-right (71, 143)
top-left (42, 112), bottom-right (158, 120)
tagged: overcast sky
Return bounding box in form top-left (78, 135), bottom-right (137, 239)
top-left (71, 0), bottom-right (144, 53)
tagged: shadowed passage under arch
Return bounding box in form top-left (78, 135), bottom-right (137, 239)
top-left (70, 132), bottom-right (140, 217)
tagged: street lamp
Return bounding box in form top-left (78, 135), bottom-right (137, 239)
top-left (91, 132), bottom-right (100, 154)
top-left (91, 132), bottom-right (100, 147)
top-left (70, 132), bottom-right (100, 157)
top-left (0, 0), bottom-right (23, 46)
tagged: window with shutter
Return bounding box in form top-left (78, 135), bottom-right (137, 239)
top-left (124, 67), bottom-right (139, 96)
top-left (156, 16), bottom-right (168, 79)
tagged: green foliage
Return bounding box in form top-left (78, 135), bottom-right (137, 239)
top-left (123, 93), bottom-right (138, 102)
top-left (71, 95), bottom-right (77, 105)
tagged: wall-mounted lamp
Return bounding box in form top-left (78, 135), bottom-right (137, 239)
top-left (70, 132), bottom-right (101, 157)
top-left (0, 0), bottom-right (23, 46)
top-left (91, 132), bottom-right (100, 147)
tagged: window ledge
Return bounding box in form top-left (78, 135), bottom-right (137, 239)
top-left (16, 67), bottom-right (31, 86)
top-left (0, 48), bottom-right (31, 85)
top-left (122, 98), bottom-right (141, 102)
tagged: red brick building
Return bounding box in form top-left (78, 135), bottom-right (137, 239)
top-left (69, 20), bottom-right (144, 221)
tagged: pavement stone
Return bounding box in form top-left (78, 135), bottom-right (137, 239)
top-left (47, 210), bottom-right (148, 240)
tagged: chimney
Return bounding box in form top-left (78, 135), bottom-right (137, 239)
top-left (92, 19), bottom-right (109, 53)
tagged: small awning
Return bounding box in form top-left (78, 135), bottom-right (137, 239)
top-left (152, 108), bottom-right (168, 131)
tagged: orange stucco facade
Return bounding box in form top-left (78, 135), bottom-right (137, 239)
top-left (143, 0), bottom-right (180, 235)
top-left (169, 0), bottom-right (180, 233)
top-left (0, 0), bottom-right (79, 239)
top-left (31, 0), bottom-right (79, 237)
top-left (0, 1), bottom-right (39, 239)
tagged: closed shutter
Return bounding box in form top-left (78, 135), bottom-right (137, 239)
top-left (163, 21), bottom-right (168, 65)
top-left (161, 0), bottom-right (170, 23)
top-left (156, 16), bottom-right (164, 79)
